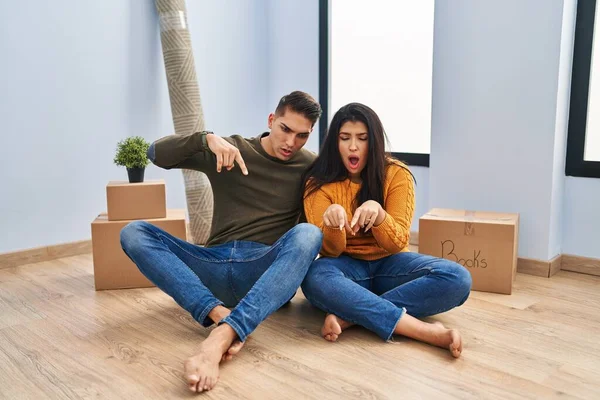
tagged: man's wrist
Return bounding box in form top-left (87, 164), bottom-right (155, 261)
top-left (199, 130), bottom-right (214, 151)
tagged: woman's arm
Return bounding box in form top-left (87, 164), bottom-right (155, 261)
top-left (303, 186), bottom-right (348, 257)
top-left (370, 166), bottom-right (415, 253)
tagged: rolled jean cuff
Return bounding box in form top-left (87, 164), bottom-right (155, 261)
top-left (198, 300), bottom-right (225, 328)
top-left (385, 307), bottom-right (406, 342)
top-left (218, 315), bottom-right (246, 342)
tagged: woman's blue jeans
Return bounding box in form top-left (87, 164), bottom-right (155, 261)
top-left (301, 252), bottom-right (472, 341)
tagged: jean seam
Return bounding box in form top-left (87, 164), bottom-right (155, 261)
top-left (372, 273), bottom-right (410, 279)
top-left (344, 276), bottom-right (370, 282)
top-left (156, 232), bottom-right (231, 263)
top-left (231, 241), bottom-right (282, 263)
top-left (228, 263), bottom-right (240, 302)
top-left (371, 270), bottom-right (432, 279)
top-left (153, 231), bottom-right (219, 287)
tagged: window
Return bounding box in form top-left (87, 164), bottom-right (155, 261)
top-left (319, 0), bottom-right (434, 167)
top-left (566, 0), bottom-right (600, 178)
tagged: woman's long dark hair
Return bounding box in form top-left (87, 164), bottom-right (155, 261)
top-left (302, 102), bottom-right (414, 210)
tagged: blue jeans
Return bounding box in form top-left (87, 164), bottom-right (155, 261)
top-left (120, 222), bottom-right (322, 342)
top-left (301, 252), bottom-right (472, 341)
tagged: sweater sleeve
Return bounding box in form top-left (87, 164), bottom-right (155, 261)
top-left (303, 184), bottom-right (347, 257)
top-left (149, 131), bottom-right (216, 172)
top-left (371, 166), bottom-right (414, 254)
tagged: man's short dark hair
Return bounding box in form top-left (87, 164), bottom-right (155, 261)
top-left (275, 91), bottom-right (322, 127)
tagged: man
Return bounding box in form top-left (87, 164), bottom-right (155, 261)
top-left (120, 91), bottom-right (323, 393)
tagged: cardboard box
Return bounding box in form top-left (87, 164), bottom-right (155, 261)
top-left (106, 180), bottom-right (166, 221)
top-left (91, 209), bottom-right (186, 290)
top-left (418, 208), bottom-right (519, 295)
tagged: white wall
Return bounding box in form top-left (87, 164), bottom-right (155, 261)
top-left (563, 177), bottom-right (600, 258)
top-left (429, 0), bottom-right (566, 261)
top-left (0, 0), bottom-right (269, 253)
top-left (265, 0), bottom-right (321, 153)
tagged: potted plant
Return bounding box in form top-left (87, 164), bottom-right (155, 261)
top-left (113, 136), bottom-right (151, 183)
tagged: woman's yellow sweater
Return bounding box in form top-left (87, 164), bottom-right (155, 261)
top-left (304, 162), bottom-right (415, 260)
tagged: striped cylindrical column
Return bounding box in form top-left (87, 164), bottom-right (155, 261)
top-left (155, 0), bottom-right (213, 244)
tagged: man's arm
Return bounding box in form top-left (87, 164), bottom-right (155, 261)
top-left (149, 131), bottom-right (248, 175)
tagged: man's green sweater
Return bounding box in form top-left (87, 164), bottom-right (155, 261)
top-left (149, 131), bottom-right (316, 246)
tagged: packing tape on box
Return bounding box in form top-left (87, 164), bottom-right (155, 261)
top-left (424, 210), bottom-right (516, 237)
top-left (159, 11), bottom-right (187, 32)
top-left (424, 211), bottom-right (515, 222)
top-left (464, 210), bottom-right (475, 236)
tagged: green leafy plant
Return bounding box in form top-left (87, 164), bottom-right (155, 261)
top-left (113, 136), bottom-right (151, 169)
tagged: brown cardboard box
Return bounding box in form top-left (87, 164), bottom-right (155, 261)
top-left (106, 180), bottom-right (167, 221)
top-left (418, 208), bottom-right (519, 295)
top-left (91, 209), bottom-right (186, 290)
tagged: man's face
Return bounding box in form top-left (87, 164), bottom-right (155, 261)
top-left (264, 110), bottom-right (313, 160)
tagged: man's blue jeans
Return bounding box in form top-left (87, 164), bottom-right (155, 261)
top-left (120, 222), bottom-right (322, 342)
top-left (301, 252), bottom-right (472, 341)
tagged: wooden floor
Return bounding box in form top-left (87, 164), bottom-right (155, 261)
top-left (1, 254), bottom-right (599, 400)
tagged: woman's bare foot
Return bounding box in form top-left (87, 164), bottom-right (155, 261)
top-left (393, 314), bottom-right (463, 358)
top-left (432, 321), bottom-right (462, 358)
top-left (321, 314), bottom-right (354, 342)
top-left (183, 324), bottom-right (237, 393)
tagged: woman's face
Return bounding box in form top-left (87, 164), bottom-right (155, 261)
top-left (338, 121), bottom-right (369, 180)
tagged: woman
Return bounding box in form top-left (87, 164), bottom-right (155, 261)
top-left (301, 103), bottom-right (472, 358)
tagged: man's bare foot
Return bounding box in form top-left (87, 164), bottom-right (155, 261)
top-left (183, 324), bottom-right (237, 393)
top-left (221, 340), bottom-right (245, 362)
top-left (208, 305), bottom-right (231, 325)
top-left (431, 321), bottom-right (462, 358)
top-left (321, 314), bottom-right (354, 342)
top-left (208, 306), bottom-right (247, 362)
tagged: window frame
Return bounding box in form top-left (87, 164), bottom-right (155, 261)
top-left (566, 0), bottom-right (600, 178)
top-left (318, 0), bottom-right (430, 167)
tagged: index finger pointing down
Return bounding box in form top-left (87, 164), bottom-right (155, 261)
top-left (235, 152), bottom-right (248, 175)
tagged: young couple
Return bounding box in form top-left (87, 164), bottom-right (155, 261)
top-left (120, 91), bottom-right (472, 393)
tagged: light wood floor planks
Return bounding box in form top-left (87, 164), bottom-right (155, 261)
top-left (0, 254), bottom-right (599, 399)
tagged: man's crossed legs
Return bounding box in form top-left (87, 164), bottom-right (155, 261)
top-left (120, 222), bottom-right (322, 393)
